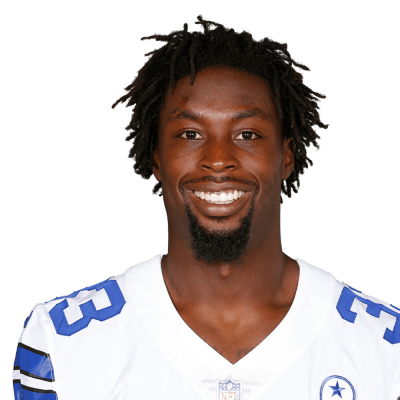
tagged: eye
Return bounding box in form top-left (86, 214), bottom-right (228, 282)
top-left (235, 131), bottom-right (259, 141)
top-left (179, 130), bottom-right (202, 140)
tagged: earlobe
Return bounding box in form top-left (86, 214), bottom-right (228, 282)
top-left (152, 149), bottom-right (162, 182)
top-left (282, 138), bottom-right (295, 180)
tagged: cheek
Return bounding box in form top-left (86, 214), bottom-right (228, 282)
top-left (247, 158), bottom-right (283, 218)
top-left (159, 150), bottom-right (197, 200)
top-left (250, 151), bottom-right (283, 189)
top-left (162, 152), bottom-right (197, 180)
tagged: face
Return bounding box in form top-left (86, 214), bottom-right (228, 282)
top-left (153, 67), bottom-right (294, 263)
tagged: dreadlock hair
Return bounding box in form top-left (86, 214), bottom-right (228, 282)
top-left (112, 15), bottom-right (328, 200)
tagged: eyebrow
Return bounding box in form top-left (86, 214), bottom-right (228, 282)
top-left (166, 107), bottom-right (273, 123)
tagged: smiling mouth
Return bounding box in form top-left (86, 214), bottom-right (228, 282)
top-left (193, 190), bottom-right (245, 204)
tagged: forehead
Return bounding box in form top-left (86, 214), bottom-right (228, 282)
top-left (160, 67), bottom-right (278, 122)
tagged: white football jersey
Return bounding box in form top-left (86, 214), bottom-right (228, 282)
top-left (13, 254), bottom-right (400, 400)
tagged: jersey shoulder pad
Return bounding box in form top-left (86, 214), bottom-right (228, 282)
top-left (335, 282), bottom-right (400, 345)
top-left (14, 305), bottom-right (57, 399)
top-left (43, 276), bottom-right (127, 337)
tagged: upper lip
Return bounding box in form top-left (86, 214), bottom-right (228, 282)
top-left (184, 182), bottom-right (254, 193)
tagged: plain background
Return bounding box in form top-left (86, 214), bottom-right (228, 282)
top-left (1, 0), bottom-right (399, 395)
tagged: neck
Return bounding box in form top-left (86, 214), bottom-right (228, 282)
top-left (161, 218), bottom-right (298, 314)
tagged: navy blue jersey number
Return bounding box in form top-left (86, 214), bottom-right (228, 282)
top-left (336, 286), bottom-right (400, 344)
top-left (49, 279), bottom-right (126, 336)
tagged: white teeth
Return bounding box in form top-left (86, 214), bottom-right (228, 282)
top-left (210, 193), bottom-right (219, 201)
top-left (193, 190), bottom-right (246, 204)
top-left (219, 192), bottom-right (228, 201)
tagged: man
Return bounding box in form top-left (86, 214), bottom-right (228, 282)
top-left (13, 16), bottom-right (400, 400)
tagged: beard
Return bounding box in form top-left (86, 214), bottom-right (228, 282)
top-left (183, 197), bottom-right (255, 265)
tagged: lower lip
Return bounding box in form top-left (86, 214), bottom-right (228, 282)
top-left (187, 191), bottom-right (250, 217)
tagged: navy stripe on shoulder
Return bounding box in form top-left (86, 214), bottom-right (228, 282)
top-left (14, 381), bottom-right (58, 400)
top-left (18, 342), bottom-right (50, 358)
top-left (13, 366), bottom-right (54, 382)
top-left (20, 369), bottom-right (54, 382)
top-left (21, 384), bottom-right (57, 394)
top-left (14, 342), bottom-right (55, 382)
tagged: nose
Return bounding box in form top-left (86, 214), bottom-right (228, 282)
top-left (198, 138), bottom-right (239, 172)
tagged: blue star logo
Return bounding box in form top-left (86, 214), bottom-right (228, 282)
top-left (329, 380), bottom-right (345, 397)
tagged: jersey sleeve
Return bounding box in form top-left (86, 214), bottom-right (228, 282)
top-left (13, 305), bottom-right (58, 399)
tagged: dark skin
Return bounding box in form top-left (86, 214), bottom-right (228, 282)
top-left (152, 67), bottom-right (299, 364)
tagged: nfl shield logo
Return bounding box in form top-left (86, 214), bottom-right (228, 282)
top-left (217, 375), bottom-right (242, 400)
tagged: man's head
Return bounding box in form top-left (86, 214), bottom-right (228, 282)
top-left (113, 16), bottom-right (328, 263)
top-left (113, 16), bottom-right (327, 199)
top-left (155, 67), bottom-right (285, 263)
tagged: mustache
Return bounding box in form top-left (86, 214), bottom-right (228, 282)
top-left (180, 176), bottom-right (257, 187)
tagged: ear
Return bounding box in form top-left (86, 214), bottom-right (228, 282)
top-left (282, 137), bottom-right (295, 180)
top-left (152, 148), bottom-right (162, 182)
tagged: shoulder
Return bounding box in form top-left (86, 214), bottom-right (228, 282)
top-left (334, 281), bottom-right (400, 346)
top-left (15, 274), bottom-right (130, 345)
top-left (31, 254), bottom-right (161, 338)
top-left (14, 255), bottom-right (162, 398)
top-left (42, 275), bottom-right (127, 337)
top-left (298, 259), bottom-right (400, 348)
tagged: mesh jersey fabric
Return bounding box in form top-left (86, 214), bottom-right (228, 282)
top-left (13, 254), bottom-right (400, 399)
